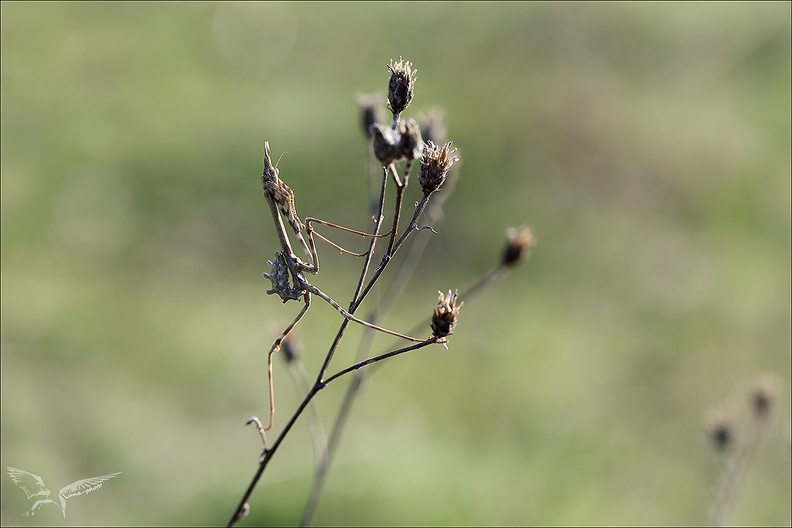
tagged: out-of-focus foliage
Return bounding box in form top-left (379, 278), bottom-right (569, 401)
top-left (2, 2), bottom-right (789, 526)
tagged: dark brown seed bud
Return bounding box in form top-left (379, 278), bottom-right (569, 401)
top-left (431, 290), bottom-right (463, 339)
top-left (387, 57), bottom-right (416, 117)
top-left (419, 141), bottom-right (459, 195)
top-left (501, 226), bottom-right (537, 268)
top-left (750, 376), bottom-right (778, 418)
top-left (370, 119), bottom-right (424, 165)
top-left (357, 93), bottom-right (385, 138)
top-left (280, 332), bottom-right (301, 364)
top-left (370, 123), bottom-right (402, 165)
top-left (706, 409), bottom-right (735, 453)
top-left (397, 118), bottom-right (424, 161)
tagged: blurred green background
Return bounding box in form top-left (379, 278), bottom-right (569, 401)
top-left (2, 2), bottom-right (790, 526)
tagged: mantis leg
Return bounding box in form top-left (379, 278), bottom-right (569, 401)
top-left (265, 292), bottom-right (311, 431)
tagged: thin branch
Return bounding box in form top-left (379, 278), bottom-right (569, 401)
top-left (227, 338), bottom-right (437, 528)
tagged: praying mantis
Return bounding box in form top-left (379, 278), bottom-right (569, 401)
top-left (259, 141), bottom-right (424, 431)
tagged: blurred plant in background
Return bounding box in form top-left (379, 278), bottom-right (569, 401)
top-left (1, 2), bottom-right (789, 526)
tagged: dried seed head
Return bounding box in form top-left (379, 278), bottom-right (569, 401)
top-left (431, 290), bottom-right (464, 339)
top-left (705, 408), bottom-right (736, 453)
top-left (397, 118), bottom-right (424, 161)
top-left (370, 119), bottom-right (424, 165)
top-left (750, 376), bottom-right (779, 418)
top-left (387, 57), bottom-right (416, 117)
top-left (370, 123), bottom-right (402, 165)
top-left (417, 107), bottom-right (447, 145)
top-left (280, 331), bottom-right (302, 364)
top-left (357, 93), bottom-right (385, 138)
top-left (419, 141), bottom-right (459, 195)
top-left (501, 226), bottom-right (537, 268)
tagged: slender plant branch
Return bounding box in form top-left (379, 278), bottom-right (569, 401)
top-left (227, 338), bottom-right (438, 527)
top-left (284, 353), bottom-right (328, 469)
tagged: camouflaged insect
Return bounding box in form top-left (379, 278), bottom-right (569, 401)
top-left (261, 142), bottom-right (302, 235)
top-left (263, 251), bottom-right (305, 302)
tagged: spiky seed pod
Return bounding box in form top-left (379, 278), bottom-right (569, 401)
top-left (431, 290), bottom-right (463, 338)
top-left (419, 140), bottom-right (459, 195)
top-left (387, 57), bottom-right (416, 117)
top-left (501, 226), bottom-right (537, 268)
top-left (357, 93), bottom-right (385, 138)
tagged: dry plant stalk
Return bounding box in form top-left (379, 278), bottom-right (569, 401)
top-left (226, 57), bottom-right (535, 527)
top-left (705, 375), bottom-right (782, 527)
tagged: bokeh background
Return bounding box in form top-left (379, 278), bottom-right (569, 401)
top-left (2, 2), bottom-right (790, 526)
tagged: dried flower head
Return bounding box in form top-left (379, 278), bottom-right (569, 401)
top-left (419, 141), bottom-right (459, 195)
top-left (387, 57), bottom-right (416, 117)
top-left (705, 408), bottom-right (736, 453)
top-left (280, 331), bottom-right (302, 364)
top-left (370, 123), bottom-right (402, 165)
top-left (501, 226), bottom-right (537, 268)
top-left (750, 376), bottom-right (779, 418)
top-left (431, 290), bottom-right (463, 339)
top-left (370, 118), bottom-right (424, 165)
top-left (417, 107), bottom-right (447, 145)
top-left (357, 93), bottom-right (385, 138)
top-left (397, 118), bottom-right (424, 161)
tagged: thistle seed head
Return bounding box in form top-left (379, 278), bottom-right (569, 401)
top-left (431, 290), bottom-right (463, 339)
top-left (387, 57), bottom-right (416, 117)
top-left (419, 141), bottom-right (459, 195)
top-left (501, 226), bottom-right (537, 268)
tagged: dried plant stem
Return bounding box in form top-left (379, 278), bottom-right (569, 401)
top-left (349, 165), bottom-right (389, 309)
top-left (352, 192), bottom-right (433, 311)
top-left (285, 358), bottom-right (328, 469)
top-left (386, 163), bottom-right (407, 255)
top-left (301, 263), bottom-right (512, 526)
top-left (230, 156), bottom-right (396, 527)
top-left (302, 189), bottom-right (450, 526)
top-left (708, 414), bottom-right (772, 526)
top-left (325, 337), bottom-right (438, 385)
top-left (226, 338), bottom-right (437, 528)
